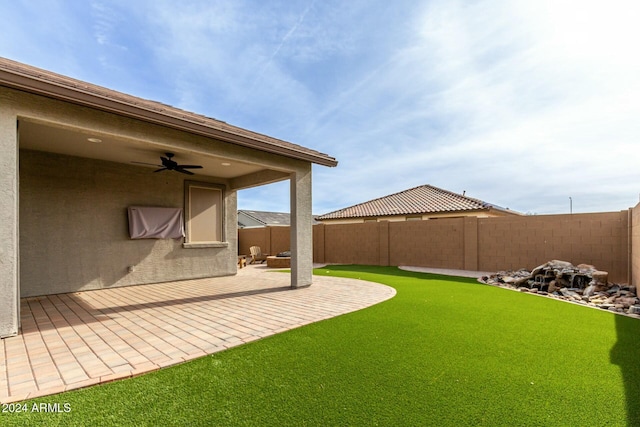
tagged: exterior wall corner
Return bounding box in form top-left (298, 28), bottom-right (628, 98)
top-left (0, 104), bottom-right (19, 338)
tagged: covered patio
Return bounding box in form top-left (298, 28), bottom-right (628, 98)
top-left (0, 265), bottom-right (395, 403)
top-left (0, 57), bottom-right (338, 341)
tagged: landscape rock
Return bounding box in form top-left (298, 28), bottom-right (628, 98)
top-left (618, 297), bottom-right (639, 307)
top-left (583, 284), bottom-right (596, 297)
top-left (479, 260), bottom-right (638, 318)
top-left (592, 271), bottom-right (609, 285)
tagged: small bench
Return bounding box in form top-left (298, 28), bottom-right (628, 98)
top-left (266, 256), bottom-right (291, 268)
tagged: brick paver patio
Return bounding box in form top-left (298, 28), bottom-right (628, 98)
top-left (0, 265), bottom-right (395, 403)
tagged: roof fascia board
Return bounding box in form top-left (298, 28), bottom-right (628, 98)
top-left (0, 67), bottom-right (337, 167)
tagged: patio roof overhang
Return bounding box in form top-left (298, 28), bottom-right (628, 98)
top-left (0, 57), bottom-right (338, 173)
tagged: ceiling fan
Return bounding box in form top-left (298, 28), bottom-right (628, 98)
top-left (132, 152), bottom-right (203, 175)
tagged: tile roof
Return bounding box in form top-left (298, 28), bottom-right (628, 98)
top-left (239, 210), bottom-right (292, 227)
top-left (238, 210), bottom-right (321, 227)
top-left (316, 184), bottom-right (518, 220)
top-left (0, 57), bottom-right (337, 167)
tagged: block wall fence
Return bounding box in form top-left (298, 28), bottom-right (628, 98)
top-left (239, 206), bottom-right (640, 285)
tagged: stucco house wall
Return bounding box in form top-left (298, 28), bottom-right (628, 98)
top-left (4, 84), bottom-right (318, 297)
top-left (19, 149), bottom-right (237, 297)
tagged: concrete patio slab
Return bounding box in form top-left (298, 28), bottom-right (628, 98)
top-left (0, 265), bottom-right (395, 403)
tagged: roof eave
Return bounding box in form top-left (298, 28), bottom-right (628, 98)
top-left (317, 207), bottom-right (494, 220)
top-left (0, 64), bottom-right (338, 167)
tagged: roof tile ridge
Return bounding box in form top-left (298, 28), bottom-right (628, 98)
top-left (317, 184), bottom-right (436, 218)
top-left (427, 185), bottom-right (488, 208)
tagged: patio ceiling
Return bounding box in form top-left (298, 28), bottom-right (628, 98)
top-left (19, 120), bottom-right (266, 180)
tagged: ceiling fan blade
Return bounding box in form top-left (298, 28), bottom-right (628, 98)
top-left (132, 161), bottom-right (163, 167)
top-left (134, 153), bottom-right (200, 175)
top-left (175, 167), bottom-right (195, 175)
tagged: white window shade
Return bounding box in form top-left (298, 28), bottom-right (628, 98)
top-left (128, 206), bottom-right (185, 239)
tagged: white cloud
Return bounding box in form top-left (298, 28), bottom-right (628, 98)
top-left (307, 0), bottom-right (640, 215)
top-left (2, 0), bottom-right (638, 215)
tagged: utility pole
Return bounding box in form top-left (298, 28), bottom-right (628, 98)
top-left (569, 197), bottom-right (572, 214)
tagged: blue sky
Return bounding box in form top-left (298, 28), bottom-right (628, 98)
top-left (2, 0), bottom-right (639, 215)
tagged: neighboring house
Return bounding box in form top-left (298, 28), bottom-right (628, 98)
top-left (316, 184), bottom-right (521, 224)
top-left (0, 57), bottom-right (336, 338)
top-left (237, 210), bottom-right (320, 228)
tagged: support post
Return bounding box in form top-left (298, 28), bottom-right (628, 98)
top-left (290, 165), bottom-right (313, 288)
top-left (0, 105), bottom-right (19, 337)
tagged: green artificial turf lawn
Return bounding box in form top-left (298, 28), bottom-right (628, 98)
top-left (2, 266), bottom-right (639, 426)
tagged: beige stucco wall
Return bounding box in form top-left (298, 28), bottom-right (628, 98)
top-left (289, 165), bottom-right (313, 287)
top-left (0, 99), bottom-right (19, 337)
top-left (20, 149), bottom-right (238, 297)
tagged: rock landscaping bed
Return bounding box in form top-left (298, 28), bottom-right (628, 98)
top-left (480, 260), bottom-right (639, 317)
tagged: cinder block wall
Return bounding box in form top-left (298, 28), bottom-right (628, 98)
top-left (389, 218), bottom-right (465, 269)
top-left (632, 203), bottom-right (640, 287)
top-left (270, 227), bottom-right (291, 255)
top-left (239, 210), bottom-right (632, 282)
top-left (314, 223), bottom-right (326, 264)
top-left (477, 211), bottom-right (629, 280)
top-left (238, 227), bottom-right (270, 257)
top-left (323, 223), bottom-right (380, 265)
top-left (237, 227), bottom-right (290, 258)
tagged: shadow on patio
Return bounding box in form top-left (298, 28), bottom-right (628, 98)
top-left (22, 285), bottom-right (294, 332)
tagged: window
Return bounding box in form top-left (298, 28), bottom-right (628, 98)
top-left (184, 182), bottom-right (226, 248)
